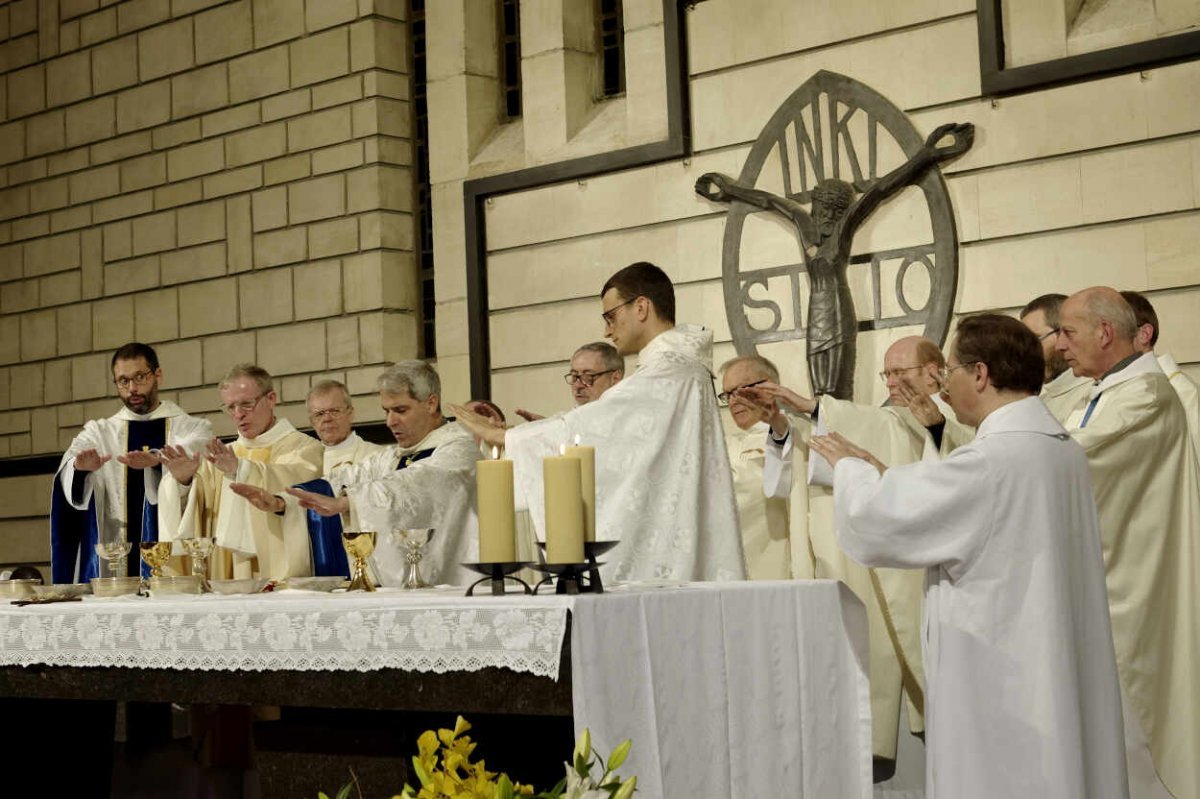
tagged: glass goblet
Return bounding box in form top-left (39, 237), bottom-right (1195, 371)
top-left (396, 528), bottom-right (435, 590)
top-left (94, 540), bottom-right (132, 579)
top-left (180, 538), bottom-right (213, 592)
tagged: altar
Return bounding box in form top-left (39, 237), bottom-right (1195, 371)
top-left (0, 580), bottom-right (871, 798)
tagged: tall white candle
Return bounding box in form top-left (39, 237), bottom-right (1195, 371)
top-left (544, 455), bottom-right (584, 563)
top-left (476, 448), bottom-right (516, 562)
top-left (565, 444), bottom-right (596, 542)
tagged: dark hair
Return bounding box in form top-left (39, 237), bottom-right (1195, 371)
top-left (111, 342), bottom-right (160, 373)
top-left (601, 262), bottom-right (675, 325)
top-left (952, 314), bottom-right (1043, 395)
top-left (1119, 290), bottom-right (1159, 347)
top-left (1019, 293), bottom-right (1067, 327)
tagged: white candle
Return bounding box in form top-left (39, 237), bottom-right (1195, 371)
top-left (565, 444), bottom-right (596, 542)
top-left (544, 455), bottom-right (584, 563)
top-left (476, 448), bottom-right (516, 563)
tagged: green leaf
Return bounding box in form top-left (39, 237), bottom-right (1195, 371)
top-left (606, 739), bottom-right (631, 773)
top-left (335, 781), bottom-right (354, 799)
top-left (613, 776), bottom-right (637, 799)
top-left (318, 793), bottom-right (330, 799)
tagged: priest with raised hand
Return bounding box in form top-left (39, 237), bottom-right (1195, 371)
top-left (157, 364), bottom-right (323, 580)
top-left (258, 360), bottom-right (481, 587)
top-left (740, 335), bottom-right (972, 781)
top-left (53, 342), bottom-right (212, 582)
top-left (1055, 286), bottom-right (1200, 799)
top-left (810, 313), bottom-right (1128, 799)
top-left (452, 261), bottom-right (745, 583)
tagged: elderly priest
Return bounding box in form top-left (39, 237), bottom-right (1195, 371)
top-left (810, 313), bottom-right (1128, 799)
top-left (1055, 286), bottom-right (1200, 799)
top-left (268, 361), bottom-right (482, 586)
top-left (454, 262), bottom-right (745, 582)
top-left (53, 342), bottom-right (212, 582)
top-left (158, 364), bottom-right (323, 579)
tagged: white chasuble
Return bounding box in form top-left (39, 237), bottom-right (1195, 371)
top-left (324, 421), bottom-right (481, 587)
top-left (776, 395), bottom-right (973, 762)
top-left (1040, 367), bottom-right (1093, 424)
top-left (158, 419), bottom-right (323, 580)
top-left (831, 397), bottom-right (1128, 799)
top-left (505, 325), bottom-right (745, 583)
top-left (57, 400), bottom-right (212, 525)
top-left (725, 422), bottom-right (791, 580)
top-left (1063, 352), bottom-right (1200, 799)
top-left (321, 432), bottom-right (384, 474)
top-left (1158, 352), bottom-right (1200, 459)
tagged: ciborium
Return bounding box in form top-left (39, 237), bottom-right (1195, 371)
top-left (341, 531), bottom-right (377, 592)
top-left (139, 541), bottom-right (173, 579)
top-left (180, 537), bottom-right (213, 592)
top-left (396, 528), bottom-right (435, 590)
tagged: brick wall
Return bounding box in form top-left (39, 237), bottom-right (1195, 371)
top-left (0, 0), bottom-right (417, 572)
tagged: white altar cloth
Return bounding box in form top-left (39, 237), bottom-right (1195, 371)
top-left (0, 580), bottom-right (870, 798)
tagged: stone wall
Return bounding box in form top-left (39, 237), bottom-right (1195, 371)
top-left (459, 0), bottom-right (1200, 417)
top-left (0, 0), bottom-right (416, 573)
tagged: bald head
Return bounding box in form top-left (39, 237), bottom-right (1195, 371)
top-left (882, 336), bottom-right (945, 402)
top-left (1055, 287), bottom-right (1138, 379)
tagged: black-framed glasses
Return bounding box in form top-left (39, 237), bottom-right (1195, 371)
top-left (717, 379), bottom-right (767, 407)
top-left (601, 296), bottom-right (637, 326)
top-left (222, 393), bottom-right (268, 416)
top-left (1037, 328), bottom-right (1059, 342)
top-left (564, 370), bottom-right (616, 387)
top-left (114, 370), bottom-right (155, 390)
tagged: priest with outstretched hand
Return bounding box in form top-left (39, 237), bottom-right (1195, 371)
top-left (810, 313), bottom-right (1128, 799)
top-left (52, 342), bottom-right (212, 582)
top-left (452, 262), bottom-right (745, 583)
top-left (157, 364), bottom-right (323, 580)
top-left (258, 360), bottom-right (482, 587)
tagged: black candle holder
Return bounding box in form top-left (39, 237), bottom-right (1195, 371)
top-left (463, 562), bottom-right (535, 596)
top-left (535, 540), bottom-right (618, 594)
top-left (531, 561), bottom-right (597, 595)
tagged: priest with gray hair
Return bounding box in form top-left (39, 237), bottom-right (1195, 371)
top-left (277, 360), bottom-right (482, 586)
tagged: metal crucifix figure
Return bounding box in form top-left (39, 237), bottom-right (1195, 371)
top-left (696, 121), bottom-right (974, 398)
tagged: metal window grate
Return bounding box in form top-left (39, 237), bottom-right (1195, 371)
top-left (597, 0), bottom-right (625, 97)
top-left (499, 0), bottom-right (522, 119)
top-left (411, 0), bottom-right (435, 358)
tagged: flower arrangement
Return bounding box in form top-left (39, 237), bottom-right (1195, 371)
top-left (317, 717), bottom-right (636, 799)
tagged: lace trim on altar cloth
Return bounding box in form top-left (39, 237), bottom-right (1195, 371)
top-left (0, 595), bottom-right (569, 679)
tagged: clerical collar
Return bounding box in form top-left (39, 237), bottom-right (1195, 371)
top-left (1096, 352), bottom-right (1141, 383)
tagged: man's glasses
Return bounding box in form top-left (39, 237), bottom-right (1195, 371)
top-left (114, 370), bottom-right (155, 390)
top-left (222, 393), bottom-right (268, 416)
top-left (601, 297), bottom-right (637, 326)
top-left (309, 406), bottom-right (349, 421)
top-left (878, 365), bottom-right (926, 382)
top-left (1037, 328), bottom-right (1059, 342)
top-left (564, 370), bottom-right (616, 387)
top-left (717, 379), bottom-right (767, 407)
top-left (937, 361), bottom-right (979, 384)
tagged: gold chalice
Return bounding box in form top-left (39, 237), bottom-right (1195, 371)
top-left (180, 538), bottom-right (214, 592)
top-left (139, 541), bottom-right (173, 579)
top-left (341, 531), bottom-right (377, 592)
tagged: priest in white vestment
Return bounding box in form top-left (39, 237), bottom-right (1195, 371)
top-left (1122, 290), bottom-right (1200, 457)
top-left (1055, 287), bottom-right (1200, 799)
top-left (1020, 293), bottom-right (1093, 422)
top-left (307, 379), bottom-right (383, 472)
top-left (811, 313), bottom-right (1128, 799)
top-left (53, 343), bottom-right (212, 582)
top-left (275, 361), bottom-right (481, 587)
top-left (747, 336), bottom-right (972, 776)
top-left (158, 364), bottom-right (323, 580)
top-left (453, 262), bottom-right (745, 583)
top-left (719, 355), bottom-right (791, 580)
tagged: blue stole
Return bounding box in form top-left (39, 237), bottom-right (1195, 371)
top-left (296, 479), bottom-right (351, 578)
top-left (297, 448), bottom-right (437, 578)
top-left (50, 418), bottom-right (167, 583)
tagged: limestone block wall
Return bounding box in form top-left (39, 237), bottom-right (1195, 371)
top-left (0, 0), bottom-right (416, 572)
top-left (437, 0), bottom-right (1200, 418)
